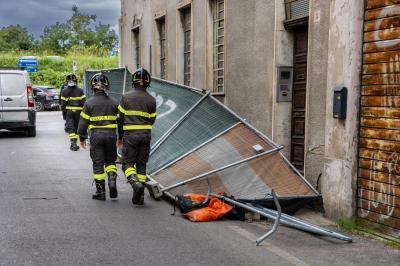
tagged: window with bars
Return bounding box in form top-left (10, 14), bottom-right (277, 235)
top-left (182, 7), bottom-right (191, 86)
top-left (212, 0), bottom-right (224, 93)
top-left (157, 18), bottom-right (167, 80)
top-left (132, 28), bottom-right (140, 68)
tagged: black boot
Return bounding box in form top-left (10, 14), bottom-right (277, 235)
top-left (92, 181), bottom-right (106, 200)
top-left (70, 139), bottom-right (79, 151)
top-left (108, 172), bottom-right (118, 199)
top-left (128, 176), bottom-right (145, 205)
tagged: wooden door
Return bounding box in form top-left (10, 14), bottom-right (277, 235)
top-left (290, 28), bottom-right (308, 172)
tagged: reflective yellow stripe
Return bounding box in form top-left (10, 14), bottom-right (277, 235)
top-left (69, 95), bottom-right (86, 100)
top-left (118, 105), bottom-right (125, 113)
top-left (105, 165), bottom-right (117, 173)
top-left (125, 110), bottom-right (157, 118)
top-left (90, 115), bottom-right (118, 122)
top-left (118, 105), bottom-right (156, 118)
top-left (61, 96), bottom-right (69, 101)
top-left (137, 174), bottom-right (147, 182)
top-left (69, 133), bottom-right (78, 139)
top-left (94, 173), bottom-right (106, 181)
top-left (124, 167), bottom-right (137, 177)
top-left (80, 111), bottom-right (90, 120)
top-left (89, 124), bottom-right (117, 129)
top-left (66, 106), bottom-right (83, 110)
top-left (123, 125), bottom-right (152, 130)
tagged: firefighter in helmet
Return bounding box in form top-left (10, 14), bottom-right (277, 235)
top-left (78, 73), bottom-right (123, 200)
top-left (118, 68), bottom-right (156, 205)
top-left (61, 73), bottom-right (86, 151)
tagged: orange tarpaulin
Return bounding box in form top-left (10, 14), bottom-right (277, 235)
top-left (184, 195), bottom-right (233, 222)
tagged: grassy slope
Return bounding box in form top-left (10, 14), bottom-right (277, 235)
top-left (0, 52), bottom-right (118, 89)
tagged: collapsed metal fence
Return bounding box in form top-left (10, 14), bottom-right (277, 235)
top-left (84, 67), bottom-right (352, 244)
top-left (84, 67), bottom-right (319, 202)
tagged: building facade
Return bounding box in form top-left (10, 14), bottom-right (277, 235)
top-left (119, 0), bottom-right (400, 237)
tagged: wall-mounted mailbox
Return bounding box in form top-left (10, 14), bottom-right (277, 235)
top-left (333, 86), bottom-right (347, 119)
top-left (277, 66), bottom-right (293, 102)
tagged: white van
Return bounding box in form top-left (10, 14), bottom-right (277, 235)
top-left (0, 70), bottom-right (36, 137)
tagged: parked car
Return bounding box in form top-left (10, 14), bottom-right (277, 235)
top-left (0, 70), bottom-right (36, 137)
top-left (33, 86), bottom-right (60, 111)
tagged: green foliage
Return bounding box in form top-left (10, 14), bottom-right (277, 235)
top-left (1, 5), bottom-right (118, 55)
top-left (0, 52), bottom-right (118, 88)
top-left (0, 25), bottom-right (34, 52)
top-left (40, 22), bottom-right (71, 54)
top-left (336, 216), bottom-right (400, 249)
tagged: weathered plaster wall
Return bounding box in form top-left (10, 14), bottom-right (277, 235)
top-left (303, 0), bottom-right (330, 188)
top-left (322, 0), bottom-right (364, 218)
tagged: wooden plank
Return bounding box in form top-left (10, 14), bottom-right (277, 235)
top-left (364, 15), bottom-right (400, 31)
top-left (359, 198), bottom-right (400, 219)
top-left (360, 137), bottom-right (400, 152)
top-left (360, 127), bottom-right (400, 141)
top-left (362, 73), bottom-right (400, 85)
top-left (364, 50), bottom-right (400, 63)
top-left (359, 178), bottom-right (400, 197)
top-left (365, 4), bottom-right (400, 21)
top-left (359, 168), bottom-right (400, 185)
top-left (361, 107), bottom-right (400, 118)
top-left (359, 189), bottom-right (400, 208)
top-left (357, 208), bottom-right (400, 230)
top-left (363, 63), bottom-right (400, 75)
top-left (364, 27), bottom-right (400, 42)
top-left (359, 148), bottom-right (400, 163)
top-left (358, 218), bottom-right (400, 238)
top-left (361, 117), bottom-right (400, 129)
top-left (366, 0), bottom-right (400, 10)
top-left (361, 85), bottom-right (400, 95)
top-left (359, 157), bottom-right (400, 175)
top-left (361, 96), bottom-right (400, 107)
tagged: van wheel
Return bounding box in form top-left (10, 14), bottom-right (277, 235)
top-left (25, 127), bottom-right (36, 137)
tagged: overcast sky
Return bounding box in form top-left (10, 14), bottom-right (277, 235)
top-left (0, 0), bottom-right (120, 39)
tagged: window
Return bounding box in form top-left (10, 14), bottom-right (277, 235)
top-left (212, 0), bottom-right (224, 92)
top-left (157, 18), bottom-right (167, 79)
top-left (182, 7), bottom-right (191, 86)
top-left (132, 28), bottom-right (140, 68)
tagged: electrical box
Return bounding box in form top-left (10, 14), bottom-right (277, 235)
top-left (277, 66), bottom-right (293, 102)
top-left (333, 86), bottom-right (347, 119)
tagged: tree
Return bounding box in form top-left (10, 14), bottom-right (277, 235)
top-left (67, 5), bottom-right (97, 47)
top-left (0, 25), bottom-right (34, 51)
top-left (94, 23), bottom-right (118, 53)
top-left (40, 22), bottom-right (71, 54)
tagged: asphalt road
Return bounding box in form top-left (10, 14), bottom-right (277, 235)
top-left (0, 112), bottom-right (399, 266)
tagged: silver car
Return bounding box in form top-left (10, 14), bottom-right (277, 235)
top-left (0, 70), bottom-right (36, 137)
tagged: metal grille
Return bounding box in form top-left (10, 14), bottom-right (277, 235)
top-left (213, 0), bottom-right (224, 93)
top-left (158, 18), bottom-right (167, 80)
top-left (133, 28), bottom-right (140, 68)
top-left (148, 79), bottom-right (203, 145)
top-left (284, 0), bottom-right (309, 21)
top-left (148, 95), bottom-right (240, 173)
top-left (182, 7), bottom-right (191, 86)
top-left (152, 123), bottom-right (316, 199)
top-left (83, 68), bottom-right (319, 202)
top-left (84, 68), bottom-right (128, 101)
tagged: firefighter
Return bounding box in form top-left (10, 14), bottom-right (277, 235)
top-left (61, 73), bottom-right (86, 151)
top-left (118, 68), bottom-right (156, 205)
top-left (78, 73), bottom-right (123, 200)
top-left (59, 82), bottom-right (68, 132)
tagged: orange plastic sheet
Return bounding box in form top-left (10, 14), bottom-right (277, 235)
top-left (184, 196), bottom-right (233, 222)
